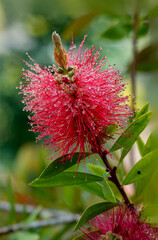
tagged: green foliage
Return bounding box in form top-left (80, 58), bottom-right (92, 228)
top-left (30, 171), bottom-right (103, 187)
top-left (110, 111), bottom-right (152, 163)
top-left (87, 164), bottom-right (105, 177)
top-left (135, 102), bottom-right (149, 119)
top-left (39, 152), bottom-right (89, 178)
top-left (74, 201), bottom-right (118, 231)
top-left (76, 182), bottom-right (105, 199)
top-left (103, 174), bottom-right (116, 203)
top-left (122, 150), bottom-right (158, 185)
top-left (143, 131), bottom-right (158, 156)
top-left (134, 174), bottom-right (151, 199)
top-left (137, 136), bottom-right (145, 157)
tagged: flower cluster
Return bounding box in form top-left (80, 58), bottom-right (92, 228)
top-left (81, 206), bottom-right (158, 240)
top-left (19, 32), bottom-right (132, 162)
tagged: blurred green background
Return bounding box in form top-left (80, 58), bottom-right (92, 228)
top-left (0, 0), bottom-right (158, 239)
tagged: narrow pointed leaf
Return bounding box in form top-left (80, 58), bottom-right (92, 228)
top-left (144, 130), bottom-right (158, 155)
top-left (110, 104), bottom-right (150, 152)
top-left (144, 133), bottom-right (153, 155)
top-left (135, 175), bottom-right (151, 199)
top-left (88, 164), bottom-right (105, 177)
top-left (39, 152), bottom-right (89, 179)
top-left (122, 151), bottom-right (158, 185)
top-left (103, 179), bottom-right (116, 203)
top-left (110, 112), bottom-right (152, 162)
top-left (77, 182), bottom-right (105, 199)
top-left (137, 136), bottom-right (145, 157)
top-left (29, 171), bottom-right (103, 187)
top-left (135, 102), bottom-right (149, 119)
top-left (74, 201), bottom-right (118, 231)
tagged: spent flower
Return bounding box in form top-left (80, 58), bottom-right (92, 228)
top-left (81, 206), bottom-right (158, 240)
top-left (19, 32), bottom-right (133, 163)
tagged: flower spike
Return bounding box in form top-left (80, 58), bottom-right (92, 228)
top-left (19, 33), bottom-right (133, 165)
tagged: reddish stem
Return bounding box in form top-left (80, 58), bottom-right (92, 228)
top-left (98, 149), bottom-right (133, 209)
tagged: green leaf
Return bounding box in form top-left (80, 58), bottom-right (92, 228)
top-left (88, 164), bottom-right (105, 177)
top-left (144, 133), bottom-right (153, 155)
top-left (103, 176), bottom-right (116, 203)
top-left (143, 131), bottom-right (158, 155)
top-left (122, 151), bottom-right (158, 185)
top-left (29, 171), bottom-right (103, 187)
top-left (74, 201), bottom-right (118, 231)
top-left (110, 102), bottom-right (149, 153)
top-left (110, 112), bottom-right (152, 162)
top-left (134, 174), bottom-right (151, 199)
top-left (143, 204), bottom-right (158, 221)
top-left (39, 152), bottom-right (89, 179)
top-left (144, 129), bottom-right (158, 155)
top-left (137, 136), bottom-right (145, 157)
top-left (77, 182), bottom-right (105, 199)
top-left (135, 102), bottom-right (149, 119)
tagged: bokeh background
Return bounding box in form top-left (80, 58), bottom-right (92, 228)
top-left (0, 0), bottom-right (158, 239)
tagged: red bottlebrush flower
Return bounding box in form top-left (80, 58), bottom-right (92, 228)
top-left (19, 32), bottom-right (132, 163)
top-left (81, 206), bottom-right (158, 240)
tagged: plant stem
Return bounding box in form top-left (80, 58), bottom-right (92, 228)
top-left (131, 11), bottom-right (138, 107)
top-left (130, 9), bottom-right (139, 167)
top-left (98, 149), bottom-right (133, 209)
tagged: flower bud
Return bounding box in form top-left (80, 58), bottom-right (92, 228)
top-left (57, 67), bottom-right (64, 74)
top-left (52, 31), bottom-right (62, 51)
top-left (67, 66), bottom-right (74, 72)
top-left (68, 70), bottom-right (74, 77)
top-left (52, 31), bottom-right (68, 69)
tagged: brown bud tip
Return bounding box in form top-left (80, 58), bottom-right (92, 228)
top-left (52, 31), bottom-right (68, 69)
top-left (52, 31), bottom-right (62, 51)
